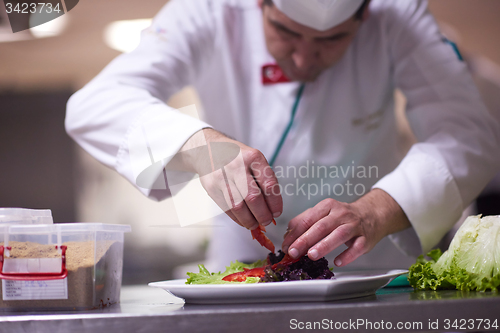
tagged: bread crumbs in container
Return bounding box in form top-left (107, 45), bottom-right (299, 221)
top-left (0, 214), bottom-right (131, 311)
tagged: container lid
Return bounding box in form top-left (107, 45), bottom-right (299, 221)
top-left (0, 208), bottom-right (53, 225)
top-left (1, 222), bottom-right (131, 234)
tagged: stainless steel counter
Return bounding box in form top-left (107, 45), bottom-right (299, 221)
top-left (0, 285), bottom-right (499, 332)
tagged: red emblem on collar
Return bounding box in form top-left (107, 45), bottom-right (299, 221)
top-left (262, 64), bottom-right (291, 85)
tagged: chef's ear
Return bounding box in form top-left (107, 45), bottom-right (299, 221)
top-left (257, 0), bottom-right (264, 9)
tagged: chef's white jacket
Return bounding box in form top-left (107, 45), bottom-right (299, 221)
top-left (66, 0), bottom-right (500, 270)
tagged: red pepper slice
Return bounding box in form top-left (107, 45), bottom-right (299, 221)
top-left (251, 222), bottom-right (275, 253)
top-left (271, 254), bottom-right (300, 269)
top-left (222, 254), bottom-right (301, 282)
top-left (222, 267), bottom-right (266, 282)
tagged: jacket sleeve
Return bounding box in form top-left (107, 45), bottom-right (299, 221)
top-left (372, 0), bottom-right (500, 255)
top-left (65, 0), bottom-right (216, 201)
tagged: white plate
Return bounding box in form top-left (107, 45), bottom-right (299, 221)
top-left (148, 269), bottom-right (408, 304)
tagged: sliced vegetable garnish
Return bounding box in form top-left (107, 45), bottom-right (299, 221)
top-left (251, 220), bottom-right (276, 253)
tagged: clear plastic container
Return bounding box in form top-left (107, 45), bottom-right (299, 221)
top-left (0, 223), bottom-right (131, 311)
top-left (0, 208), bottom-right (53, 225)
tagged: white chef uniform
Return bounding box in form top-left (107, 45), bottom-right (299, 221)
top-left (66, 0), bottom-right (500, 271)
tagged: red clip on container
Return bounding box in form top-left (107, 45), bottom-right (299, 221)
top-left (0, 245), bottom-right (68, 281)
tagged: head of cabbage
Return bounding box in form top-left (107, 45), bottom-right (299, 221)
top-left (409, 215), bottom-right (500, 292)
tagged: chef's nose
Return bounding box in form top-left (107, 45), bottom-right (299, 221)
top-left (292, 40), bottom-right (320, 71)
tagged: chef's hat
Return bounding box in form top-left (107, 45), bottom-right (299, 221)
top-left (273, 0), bottom-right (365, 31)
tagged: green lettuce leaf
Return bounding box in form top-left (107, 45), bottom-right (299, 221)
top-left (186, 260), bottom-right (265, 284)
top-left (409, 215), bottom-right (500, 292)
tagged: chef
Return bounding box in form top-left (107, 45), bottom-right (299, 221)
top-left (66, 0), bottom-right (500, 271)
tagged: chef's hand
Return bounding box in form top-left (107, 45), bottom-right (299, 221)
top-left (177, 128), bottom-right (282, 230)
top-left (281, 189), bottom-right (411, 267)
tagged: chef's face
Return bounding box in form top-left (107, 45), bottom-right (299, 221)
top-left (260, 0), bottom-right (369, 82)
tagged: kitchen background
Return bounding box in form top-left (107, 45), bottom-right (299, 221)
top-left (1, 0), bottom-right (499, 285)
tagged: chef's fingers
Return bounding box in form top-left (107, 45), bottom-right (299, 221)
top-left (224, 209), bottom-right (243, 227)
top-left (334, 236), bottom-right (369, 267)
top-left (222, 171), bottom-right (244, 210)
top-left (228, 148), bottom-right (279, 227)
top-left (238, 174), bottom-right (275, 227)
top-left (222, 174), bottom-right (258, 230)
top-left (200, 169), bottom-right (245, 227)
top-left (222, 157), bottom-right (264, 229)
top-left (281, 201), bottom-right (332, 254)
top-left (218, 185), bottom-right (243, 227)
top-left (223, 182), bottom-right (257, 230)
top-left (229, 199), bottom-right (260, 230)
top-left (282, 211), bottom-right (319, 253)
top-left (208, 193), bottom-right (243, 227)
top-left (304, 224), bottom-right (357, 260)
top-left (249, 156), bottom-right (283, 219)
top-left (286, 216), bottom-right (355, 260)
top-left (200, 168), bottom-right (231, 211)
top-left (226, 155), bottom-right (274, 227)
